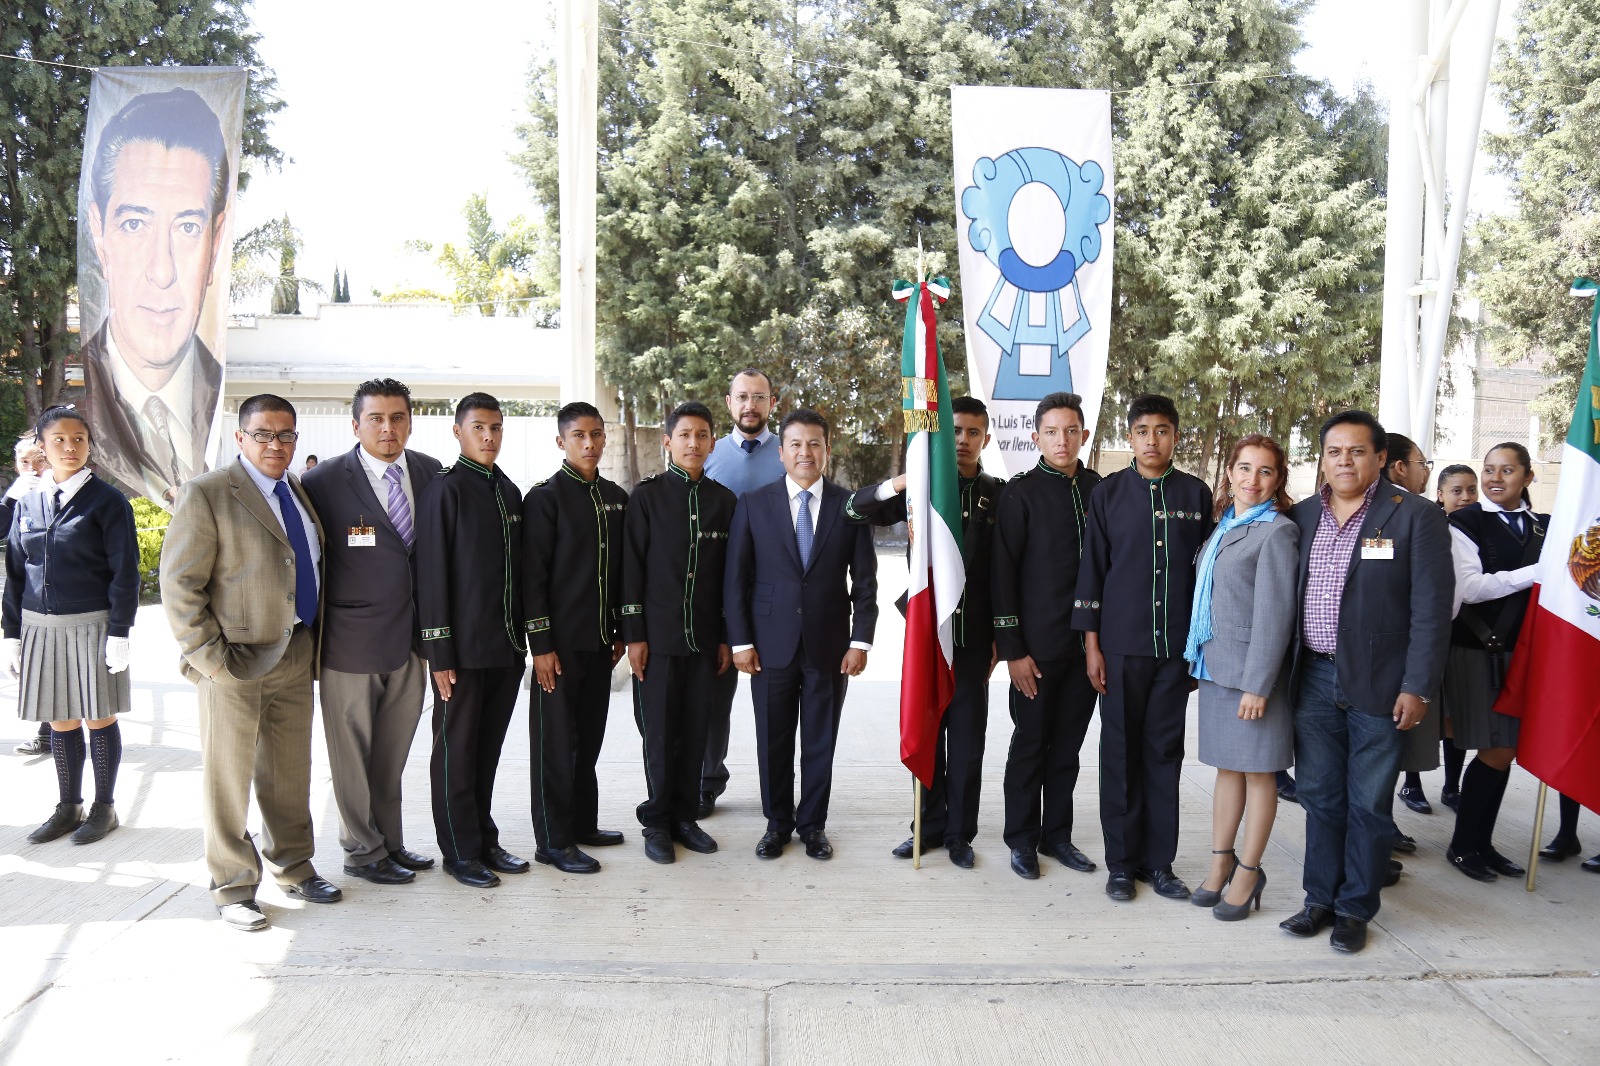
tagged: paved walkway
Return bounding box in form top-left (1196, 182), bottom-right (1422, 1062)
top-left (1, 584), bottom-right (1596, 1064)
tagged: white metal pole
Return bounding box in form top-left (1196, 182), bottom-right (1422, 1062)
top-left (1378, 0), bottom-right (1431, 436)
top-left (556, 0), bottom-right (611, 421)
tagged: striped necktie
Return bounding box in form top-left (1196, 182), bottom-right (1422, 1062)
top-left (384, 464), bottom-right (414, 549)
top-left (796, 488), bottom-right (814, 568)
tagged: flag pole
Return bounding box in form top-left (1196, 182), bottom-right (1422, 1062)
top-left (911, 233), bottom-right (926, 874)
top-left (1526, 781), bottom-right (1548, 892)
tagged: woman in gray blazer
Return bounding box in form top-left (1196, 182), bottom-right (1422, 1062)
top-left (1183, 434), bottom-right (1299, 921)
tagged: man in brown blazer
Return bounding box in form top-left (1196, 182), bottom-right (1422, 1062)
top-left (161, 393), bottom-right (342, 931)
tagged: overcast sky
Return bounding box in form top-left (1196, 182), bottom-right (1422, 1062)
top-left (232, 0), bottom-right (1512, 314)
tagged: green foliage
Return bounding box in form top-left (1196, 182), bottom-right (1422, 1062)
top-left (1, 1), bottom-right (283, 422)
top-left (130, 496), bottom-right (172, 599)
top-left (1466, 0), bottom-right (1600, 443)
top-left (515, 0), bottom-right (1387, 478)
top-left (384, 195), bottom-right (555, 321)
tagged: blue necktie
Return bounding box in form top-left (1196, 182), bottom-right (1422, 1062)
top-left (796, 488), bottom-right (814, 569)
top-left (273, 481), bottom-right (318, 628)
top-left (741, 438), bottom-right (759, 454)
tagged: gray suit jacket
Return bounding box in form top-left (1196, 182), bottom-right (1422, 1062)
top-left (1197, 514), bottom-right (1300, 696)
top-left (161, 459), bottom-right (325, 683)
top-left (300, 444), bottom-right (443, 674)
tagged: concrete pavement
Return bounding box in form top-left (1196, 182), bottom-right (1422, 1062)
top-left (0, 580), bottom-right (1596, 1064)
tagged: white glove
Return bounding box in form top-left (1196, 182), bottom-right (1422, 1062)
top-left (105, 636), bottom-right (131, 675)
top-left (3, 638), bottom-right (19, 678)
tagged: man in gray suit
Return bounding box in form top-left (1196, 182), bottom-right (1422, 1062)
top-left (301, 379), bottom-right (443, 886)
top-left (162, 394), bottom-right (342, 931)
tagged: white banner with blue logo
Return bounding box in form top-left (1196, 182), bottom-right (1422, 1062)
top-left (950, 86), bottom-right (1113, 475)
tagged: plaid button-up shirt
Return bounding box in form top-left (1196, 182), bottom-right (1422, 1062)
top-left (1301, 478), bottom-right (1379, 654)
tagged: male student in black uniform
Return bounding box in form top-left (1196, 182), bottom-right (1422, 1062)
top-left (845, 395), bottom-right (1004, 869)
top-left (991, 391), bottom-right (1103, 880)
top-left (621, 400), bottom-right (737, 864)
top-left (522, 401), bottom-right (629, 875)
top-left (1073, 394), bottom-right (1214, 902)
top-left (417, 393), bottom-right (529, 889)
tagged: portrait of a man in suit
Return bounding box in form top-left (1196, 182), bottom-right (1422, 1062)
top-left (81, 87), bottom-right (230, 504)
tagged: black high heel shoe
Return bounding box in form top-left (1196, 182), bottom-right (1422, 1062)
top-left (1191, 849), bottom-right (1237, 908)
top-left (1214, 862), bottom-right (1266, 921)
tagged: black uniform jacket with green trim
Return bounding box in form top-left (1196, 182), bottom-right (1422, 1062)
top-left (844, 468), bottom-right (1005, 651)
top-left (416, 456), bottom-right (526, 671)
top-left (1071, 462), bottom-right (1214, 660)
top-left (990, 458), bottom-right (1101, 662)
top-left (521, 461), bottom-right (628, 657)
top-left (619, 462), bottom-right (737, 656)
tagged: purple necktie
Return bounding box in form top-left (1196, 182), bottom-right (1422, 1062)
top-left (385, 464), bottom-right (414, 549)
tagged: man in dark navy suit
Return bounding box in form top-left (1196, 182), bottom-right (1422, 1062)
top-left (724, 409), bottom-right (878, 860)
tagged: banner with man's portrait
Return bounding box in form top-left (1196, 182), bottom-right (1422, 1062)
top-left (77, 67), bottom-right (246, 505)
top-left (951, 86), bottom-right (1114, 476)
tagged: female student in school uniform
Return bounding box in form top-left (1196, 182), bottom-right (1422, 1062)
top-left (1442, 443), bottom-right (1545, 883)
top-left (3, 406), bottom-right (139, 845)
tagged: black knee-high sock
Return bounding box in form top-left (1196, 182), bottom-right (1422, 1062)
top-left (89, 722), bottom-right (121, 806)
top-left (36, 721), bottom-right (50, 739)
top-left (1477, 762), bottom-right (1512, 854)
top-left (1403, 771), bottom-right (1422, 791)
top-left (50, 727), bottom-right (86, 806)
top-left (1450, 757), bottom-right (1497, 854)
top-left (1556, 793), bottom-right (1581, 842)
top-left (1442, 741), bottom-right (1465, 793)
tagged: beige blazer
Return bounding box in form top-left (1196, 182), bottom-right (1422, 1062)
top-left (161, 458), bottom-right (325, 683)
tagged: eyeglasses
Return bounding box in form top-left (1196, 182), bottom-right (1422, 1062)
top-left (1404, 458), bottom-right (1435, 470)
top-left (244, 430), bottom-right (300, 444)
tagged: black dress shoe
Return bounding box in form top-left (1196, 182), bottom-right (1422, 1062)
top-left (217, 900), bottom-right (268, 931)
top-left (802, 830), bottom-right (833, 860)
top-left (1138, 866), bottom-right (1191, 900)
top-left (644, 830), bottom-right (675, 864)
top-left (1040, 840), bottom-right (1096, 873)
top-left (27, 802), bottom-right (85, 844)
top-left (389, 848), bottom-right (435, 870)
top-left (1391, 832), bottom-right (1418, 854)
top-left (699, 791), bottom-right (719, 817)
top-left (1582, 854), bottom-right (1600, 873)
top-left (1539, 836), bottom-right (1582, 861)
top-left (1105, 870), bottom-right (1135, 901)
top-left (443, 858), bottom-right (501, 887)
top-left (1330, 915), bottom-right (1369, 953)
top-left (891, 836), bottom-right (941, 859)
top-left (1439, 787), bottom-right (1460, 812)
top-left (1279, 904), bottom-right (1334, 937)
top-left (1010, 848), bottom-right (1040, 880)
top-left (1446, 847), bottom-right (1498, 883)
top-left (1277, 774), bottom-right (1299, 804)
top-left (535, 844), bottom-right (601, 874)
top-left (344, 857), bottom-right (416, 884)
top-left (484, 845), bottom-right (530, 874)
top-left (1484, 849), bottom-right (1525, 877)
top-left (70, 802), bottom-right (119, 844)
top-left (672, 820), bottom-right (718, 854)
top-left (576, 829), bottom-right (625, 847)
top-left (1397, 786), bottom-right (1433, 814)
top-left (1384, 860), bottom-right (1403, 888)
top-left (947, 842), bottom-right (975, 869)
top-left (755, 831), bottom-right (788, 859)
top-left (285, 875), bottom-right (343, 903)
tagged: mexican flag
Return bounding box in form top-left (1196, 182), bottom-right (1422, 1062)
top-left (1495, 278), bottom-right (1600, 814)
top-left (895, 277), bottom-right (964, 787)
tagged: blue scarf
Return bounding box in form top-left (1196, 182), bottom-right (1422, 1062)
top-left (1184, 500), bottom-right (1277, 665)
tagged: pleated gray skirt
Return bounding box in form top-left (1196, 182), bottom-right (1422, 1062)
top-left (1442, 645), bottom-right (1518, 751)
top-left (16, 609), bottom-right (130, 723)
top-left (1197, 679), bottom-right (1294, 772)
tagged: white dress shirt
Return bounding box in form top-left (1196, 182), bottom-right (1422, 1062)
top-left (239, 456), bottom-right (322, 625)
top-left (1450, 497), bottom-right (1538, 618)
top-left (48, 468), bottom-right (94, 509)
top-left (106, 324), bottom-right (197, 465)
top-left (732, 475), bottom-right (870, 654)
top-left (357, 446), bottom-right (415, 522)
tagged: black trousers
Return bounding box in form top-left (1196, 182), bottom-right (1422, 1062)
top-left (913, 641), bottom-right (992, 845)
top-left (633, 650), bottom-right (718, 829)
top-left (530, 647), bottom-right (612, 850)
top-left (753, 652), bottom-right (848, 838)
top-left (1098, 653), bottom-right (1189, 872)
top-left (1003, 655), bottom-right (1097, 849)
top-left (701, 664), bottom-right (739, 797)
top-left (429, 664), bottom-right (524, 863)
